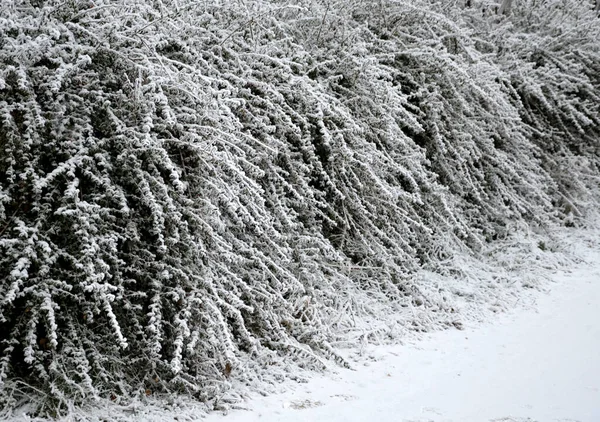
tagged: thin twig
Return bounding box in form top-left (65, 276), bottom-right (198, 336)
top-left (0, 202), bottom-right (22, 238)
top-left (315, 3), bottom-right (330, 46)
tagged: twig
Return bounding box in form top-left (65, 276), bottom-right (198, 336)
top-left (0, 202), bottom-right (22, 238)
top-left (315, 3), bottom-right (330, 46)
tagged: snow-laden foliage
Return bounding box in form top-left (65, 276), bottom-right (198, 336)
top-left (0, 0), bottom-right (598, 416)
top-left (460, 0), bottom-right (600, 217)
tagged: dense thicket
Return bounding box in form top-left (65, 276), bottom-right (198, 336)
top-left (0, 0), bottom-right (598, 415)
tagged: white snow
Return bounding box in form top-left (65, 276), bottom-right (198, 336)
top-left (205, 245), bottom-right (600, 422)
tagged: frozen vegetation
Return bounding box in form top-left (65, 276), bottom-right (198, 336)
top-left (0, 0), bottom-right (599, 419)
top-left (202, 232), bottom-right (600, 422)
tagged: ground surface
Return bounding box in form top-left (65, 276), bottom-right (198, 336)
top-left (205, 245), bottom-right (600, 422)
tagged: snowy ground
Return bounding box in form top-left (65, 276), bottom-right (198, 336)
top-left (205, 246), bottom-right (600, 422)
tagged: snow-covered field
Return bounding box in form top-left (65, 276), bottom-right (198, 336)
top-left (205, 243), bottom-right (600, 422)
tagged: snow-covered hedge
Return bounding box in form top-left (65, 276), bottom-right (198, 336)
top-left (0, 0), bottom-right (598, 416)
